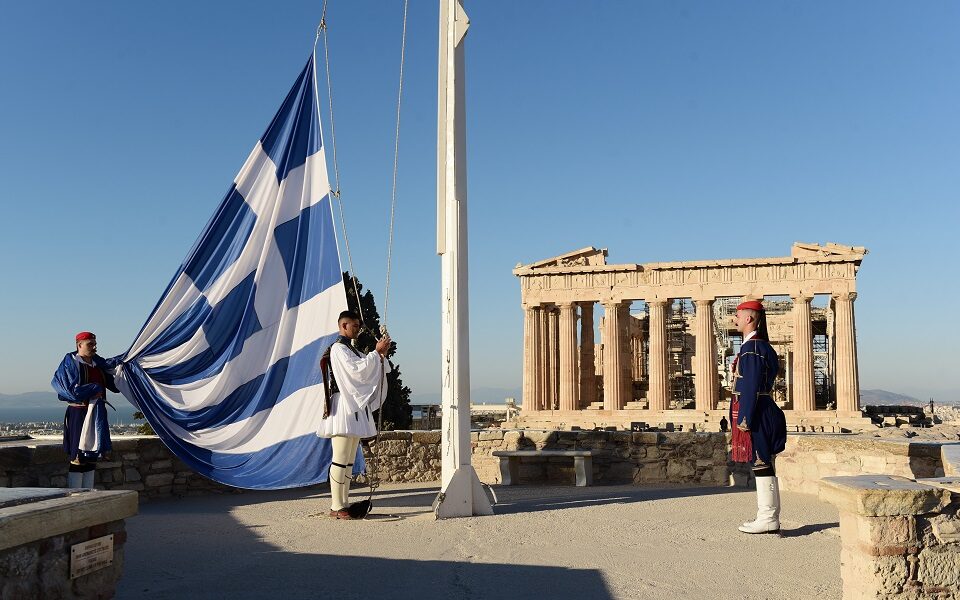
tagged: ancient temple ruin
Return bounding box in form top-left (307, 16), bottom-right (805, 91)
top-left (513, 242), bottom-right (870, 432)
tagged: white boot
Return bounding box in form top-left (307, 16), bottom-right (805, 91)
top-left (739, 476), bottom-right (780, 534)
top-left (81, 470), bottom-right (95, 489)
top-left (67, 472), bottom-right (83, 489)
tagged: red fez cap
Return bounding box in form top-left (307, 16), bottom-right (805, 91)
top-left (75, 331), bottom-right (95, 342)
top-left (736, 300), bottom-right (764, 312)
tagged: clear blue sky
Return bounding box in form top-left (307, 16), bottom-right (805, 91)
top-left (1, 2), bottom-right (958, 402)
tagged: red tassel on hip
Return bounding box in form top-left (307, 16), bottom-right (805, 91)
top-left (730, 397), bottom-right (753, 463)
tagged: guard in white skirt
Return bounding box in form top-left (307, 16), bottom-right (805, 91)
top-left (317, 311), bottom-right (392, 520)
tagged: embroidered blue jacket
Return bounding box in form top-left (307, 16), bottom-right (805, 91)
top-left (733, 338), bottom-right (787, 463)
top-left (52, 352), bottom-right (121, 459)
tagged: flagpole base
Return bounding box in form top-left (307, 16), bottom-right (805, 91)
top-left (433, 466), bottom-right (493, 518)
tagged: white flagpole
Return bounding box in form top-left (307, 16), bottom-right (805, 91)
top-left (434, 0), bottom-right (492, 518)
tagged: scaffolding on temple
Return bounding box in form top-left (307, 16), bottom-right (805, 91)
top-left (668, 299), bottom-right (695, 409)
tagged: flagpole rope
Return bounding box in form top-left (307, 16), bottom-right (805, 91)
top-left (382, 0), bottom-right (409, 334)
top-left (315, 1), bottom-right (365, 326)
top-left (312, 0), bottom-right (410, 517)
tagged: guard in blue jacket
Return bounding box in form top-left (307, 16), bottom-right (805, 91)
top-left (731, 300), bottom-right (787, 534)
top-left (52, 332), bottom-right (120, 488)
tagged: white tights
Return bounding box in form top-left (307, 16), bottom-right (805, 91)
top-left (329, 436), bottom-right (360, 511)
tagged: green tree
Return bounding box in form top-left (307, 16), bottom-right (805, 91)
top-left (342, 271), bottom-right (413, 430)
top-left (131, 411), bottom-right (155, 435)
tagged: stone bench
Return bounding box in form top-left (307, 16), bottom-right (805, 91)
top-left (492, 450), bottom-right (598, 487)
top-left (819, 475), bottom-right (960, 598)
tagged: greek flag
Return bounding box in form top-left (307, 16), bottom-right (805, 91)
top-left (114, 57), bottom-right (351, 489)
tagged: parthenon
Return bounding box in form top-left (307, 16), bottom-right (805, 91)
top-left (513, 242), bottom-right (870, 432)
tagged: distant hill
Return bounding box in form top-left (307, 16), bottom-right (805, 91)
top-left (860, 389), bottom-right (922, 406)
top-left (412, 387), bottom-right (521, 406)
top-left (0, 391), bottom-right (59, 407)
top-left (0, 391), bottom-right (139, 424)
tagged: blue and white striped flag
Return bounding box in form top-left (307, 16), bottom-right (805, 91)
top-left (115, 57), bottom-right (351, 489)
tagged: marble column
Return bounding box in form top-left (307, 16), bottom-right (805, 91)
top-left (558, 302), bottom-right (580, 411)
top-left (647, 300), bottom-right (670, 411)
top-left (522, 305), bottom-right (542, 413)
top-left (791, 294), bottom-right (816, 412)
top-left (538, 307), bottom-right (551, 410)
top-left (547, 307), bottom-right (560, 410)
top-left (834, 292), bottom-right (860, 413)
top-left (693, 298), bottom-right (718, 411)
top-left (579, 302), bottom-right (596, 408)
top-left (602, 301), bottom-right (627, 410)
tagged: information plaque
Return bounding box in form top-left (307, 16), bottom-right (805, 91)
top-left (70, 534), bottom-right (114, 579)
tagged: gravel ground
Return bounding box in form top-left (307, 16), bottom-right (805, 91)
top-left (119, 481), bottom-right (841, 600)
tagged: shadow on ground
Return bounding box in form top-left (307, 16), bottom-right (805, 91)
top-left (489, 483), bottom-right (746, 515)
top-left (121, 485), bottom-right (614, 600)
top-left (130, 554), bottom-right (613, 600)
top-left (780, 521), bottom-right (840, 537)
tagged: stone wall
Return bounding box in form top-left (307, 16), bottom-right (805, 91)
top-left (777, 435), bottom-right (947, 494)
top-left (1, 518), bottom-right (128, 599)
top-left (10, 432), bottom-right (951, 498)
top-left (821, 475), bottom-right (960, 599)
top-left (366, 429), bottom-right (730, 487)
top-left (0, 488), bottom-right (137, 599)
top-left (0, 438), bottom-right (236, 500)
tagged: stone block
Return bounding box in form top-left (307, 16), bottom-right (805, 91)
top-left (38, 543), bottom-right (71, 599)
top-left (144, 473), bottom-right (175, 488)
top-left (11, 475), bottom-right (36, 487)
top-left (636, 461), bottom-right (666, 483)
top-left (0, 544), bottom-right (38, 581)
top-left (478, 430), bottom-right (503, 441)
top-left (667, 460), bottom-right (697, 482)
top-left (138, 439), bottom-right (168, 461)
top-left (111, 438), bottom-right (138, 452)
top-left (502, 431), bottom-right (522, 448)
top-left (603, 462), bottom-right (635, 482)
top-left (821, 476), bottom-right (951, 517)
top-left (124, 469), bottom-right (141, 483)
top-left (931, 517), bottom-right (960, 545)
top-left (853, 515), bottom-right (917, 552)
top-left (411, 431), bottom-right (441, 444)
top-left (816, 452), bottom-right (838, 465)
top-left (0, 447), bottom-right (32, 471)
top-left (149, 460), bottom-right (173, 472)
top-left (31, 445), bottom-right (64, 465)
top-left (113, 482), bottom-right (145, 492)
top-left (694, 443), bottom-right (714, 459)
top-left (918, 546), bottom-right (960, 588)
top-left (711, 466), bottom-right (729, 484)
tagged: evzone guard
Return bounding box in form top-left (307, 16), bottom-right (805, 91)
top-left (729, 300), bottom-right (787, 534)
top-left (317, 311), bottom-right (392, 520)
top-left (52, 331), bottom-right (120, 489)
